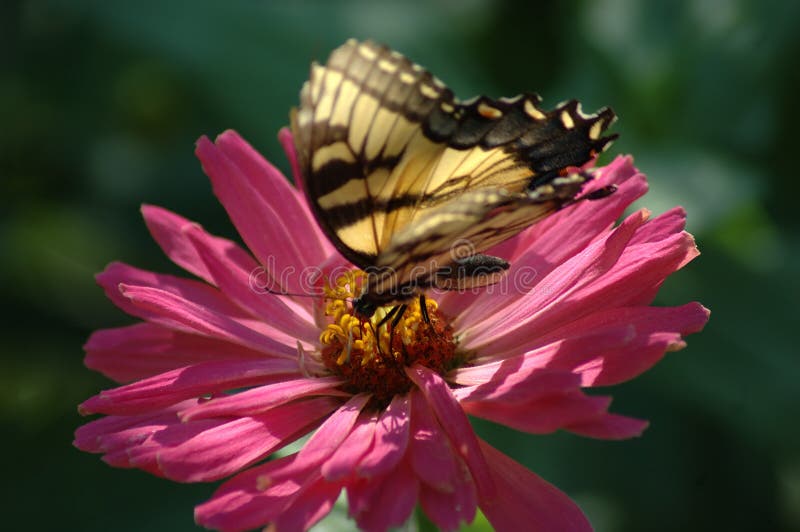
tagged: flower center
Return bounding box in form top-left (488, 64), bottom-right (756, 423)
top-left (319, 271), bottom-right (460, 406)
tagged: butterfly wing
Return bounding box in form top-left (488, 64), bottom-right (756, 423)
top-left (291, 39), bottom-right (616, 282)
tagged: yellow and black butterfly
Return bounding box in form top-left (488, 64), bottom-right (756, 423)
top-left (291, 39), bottom-right (617, 320)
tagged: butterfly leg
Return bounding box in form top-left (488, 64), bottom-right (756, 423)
top-left (376, 304), bottom-right (402, 330)
top-left (419, 294), bottom-right (431, 324)
top-left (372, 304), bottom-right (407, 357)
top-left (419, 293), bottom-right (444, 339)
top-left (387, 304), bottom-right (408, 354)
top-left (390, 304), bottom-right (408, 329)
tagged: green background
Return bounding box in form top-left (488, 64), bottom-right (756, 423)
top-left (3, 1), bottom-right (799, 530)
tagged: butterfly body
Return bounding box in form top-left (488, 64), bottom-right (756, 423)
top-left (291, 39), bottom-right (617, 317)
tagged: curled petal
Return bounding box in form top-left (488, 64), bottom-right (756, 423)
top-left (406, 365), bottom-right (494, 501)
top-left (349, 461), bottom-right (419, 532)
top-left (273, 478), bottom-right (342, 532)
top-left (321, 413), bottom-right (378, 481)
top-left (356, 394), bottom-right (411, 479)
top-left (141, 204), bottom-right (248, 286)
top-left (408, 389), bottom-right (465, 493)
top-left (419, 478), bottom-right (477, 532)
top-left (295, 393), bottom-right (371, 468)
top-left (194, 454), bottom-right (308, 532)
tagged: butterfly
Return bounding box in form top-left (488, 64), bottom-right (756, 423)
top-left (290, 39), bottom-right (617, 320)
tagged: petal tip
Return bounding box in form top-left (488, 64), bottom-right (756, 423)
top-left (77, 401), bottom-right (94, 416)
top-left (665, 340), bottom-right (687, 352)
top-left (215, 129), bottom-right (242, 144)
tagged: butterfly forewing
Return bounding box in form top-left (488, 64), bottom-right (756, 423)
top-left (291, 39), bottom-right (617, 305)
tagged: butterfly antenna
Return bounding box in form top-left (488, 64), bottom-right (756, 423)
top-left (388, 303), bottom-right (408, 356)
top-left (262, 286), bottom-right (352, 303)
top-left (367, 319), bottom-right (383, 357)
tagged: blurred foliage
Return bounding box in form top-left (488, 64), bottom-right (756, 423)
top-left (2, 0), bottom-right (799, 531)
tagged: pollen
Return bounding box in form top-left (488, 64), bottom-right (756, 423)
top-left (319, 270), bottom-right (459, 406)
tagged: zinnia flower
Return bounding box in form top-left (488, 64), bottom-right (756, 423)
top-left (75, 128), bottom-right (709, 531)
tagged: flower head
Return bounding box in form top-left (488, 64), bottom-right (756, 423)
top-left (75, 128), bottom-right (708, 531)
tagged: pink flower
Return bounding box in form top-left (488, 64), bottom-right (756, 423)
top-left (75, 128), bottom-right (709, 532)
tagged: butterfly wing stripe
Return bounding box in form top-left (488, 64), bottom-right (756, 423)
top-left (351, 45), bottom-right (413, 256)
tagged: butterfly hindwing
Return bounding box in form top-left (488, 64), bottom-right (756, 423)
top-left (367, 177), bottom-right (586, 297)
top-left (291, 39), bottom-right (616, 304)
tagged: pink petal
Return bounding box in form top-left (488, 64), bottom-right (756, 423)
top-left (216, 130), bottom-right (333, 259)
top-left (182, 224), bottom-right (318, 339)
top-left (487, 301), bottom-right (704, 386)
top-left (344, 477), bottom-right (372, 520)
top-left (406, 365), bottom-right (494, 501)
top-left (278, 127), bottom-right (306, 191)
top-left (500, 155), bottom-right (644, 262)
top-left (349, 461), bottom-right (419, 532)
top-left (408, 389), bottom-right (462, 492)
top-left (117, 283), bottom-right (295, 356)
top-left (74, 399), bottom-right (198, 454)
top-left (453, 366), bottom-right (651, 439)
top-left (84, 323), bottom-right (267, 383)
top-left (467, 208), bottom-right (700, 354)
top-left (630, 205), bottom-right (687, 245)
top-left (79, 358), bottom-right (301, 416)
top-left (195, 454), bottom-right (308, 532)
top-left (141, 204), bottom-right (243, 285)
top-left (463, 393), bottom-right (611, 434)
top-left (321, 413), bottom-right (378, 481)
top-left (296, 393), bottom-right (371, 468)
top-left (478, 440), bottom-right (592, 532)
top-left (566, 413), bottom-right (649, 440)
top-left (147, 397), bottom-right (340, 482)
top-left (273, 478), bottom-right (342, 532)
top-left (470, 303), bottom-right (709, 386)
top-left (196, 133), bottom-right (327, 293)
top-left (419, 479), bottom-right (477, 532)
top-left (356, 394), bottom-right (411, 478)
top-left (178, 376), bottom-right (346, 421)
top-left (545, 213), bottom-right (698, 321)
top-left (451, 368), bottom-right (581, 404)
top-left (97, 262), bottom-right (297, 354)
top-left (463, 208), bottom-right (648, 347)
top-left (97, 261), bottom-right (248, 321)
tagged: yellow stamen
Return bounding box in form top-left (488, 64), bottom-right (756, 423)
top-left (318, 270), bottom-right (458, 406)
